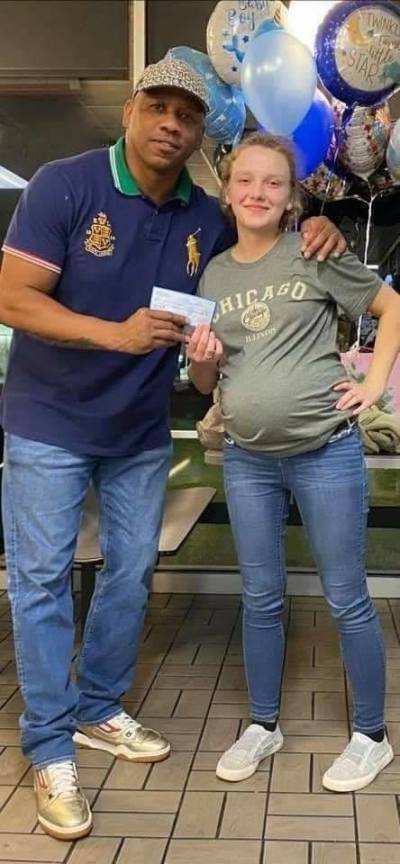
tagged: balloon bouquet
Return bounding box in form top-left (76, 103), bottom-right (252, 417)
top-left (165, 0), bottom-right (400, 206)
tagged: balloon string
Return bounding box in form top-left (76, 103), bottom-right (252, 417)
top-left (363, 191), bottom-right (374, 267)
top-left (320, 148), bottom-right (339, 216)
top-left (355, 190), bottom-right (376, 350)
top-left (200, 147), bottom-right (221, 187)
top-left (320, 134), bottom-right (344, 216)
top-left (320, 105), bottom-right (356, 216)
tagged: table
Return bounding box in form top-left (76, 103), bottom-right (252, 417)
top-left (75, 484), bottom-right (216, 629)
top-left (0, 325), bottom-right (12, 385)
top-left (199, 450), bottom-right (400, 530)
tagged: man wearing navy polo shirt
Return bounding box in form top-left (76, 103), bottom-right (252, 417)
top-left (0, 57), bottom-right (345, 839)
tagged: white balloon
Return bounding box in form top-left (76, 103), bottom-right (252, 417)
top-left (390, 118), bottom-right (400, 147)
top-left (333, 99), bottom-right (391, 180)
top-left (287, 1), bottom-right (341, 52)
top-left (387, 119), bottom-right (400, 184)
top-left (206, 0), bottom-right (288, 85)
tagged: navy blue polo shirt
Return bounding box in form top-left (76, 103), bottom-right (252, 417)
top-left (1, 138), bottom-right (233, 455)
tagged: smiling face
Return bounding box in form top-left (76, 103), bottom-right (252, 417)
top-left (224, 144), bottom-right (294, 235)
top-left (123, 87), bottom-right (205, 175)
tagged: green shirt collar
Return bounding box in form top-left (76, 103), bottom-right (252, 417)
top-left (109, 137), bottom-right (192, 205)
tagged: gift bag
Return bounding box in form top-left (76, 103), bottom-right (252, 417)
top-left (196, 397), bottom-right (224, 450)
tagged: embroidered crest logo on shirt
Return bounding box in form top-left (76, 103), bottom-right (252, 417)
top-left (186, 229), bottom-right (201, 276)
top-left (85, 212), bottom-right (115, 257)
top-left (241, 302), bottom-right (271, 332)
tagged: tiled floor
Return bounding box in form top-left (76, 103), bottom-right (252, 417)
top-left (1, 588), bottom-right (400, 863)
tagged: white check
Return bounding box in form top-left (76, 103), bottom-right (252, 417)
top-left (150, 286), bottom-right (216, 332)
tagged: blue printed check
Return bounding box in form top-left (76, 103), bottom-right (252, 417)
top-left (150, 286), bottom-right (216, 333)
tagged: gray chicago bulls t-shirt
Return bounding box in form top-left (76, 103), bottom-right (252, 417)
top-left (198, 232), bottom-right (382, 456)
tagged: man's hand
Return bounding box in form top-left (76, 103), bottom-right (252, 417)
top-left (117, 308), bottom-right (187, 354)
top-left (301, 216), bottom-right (347, 262)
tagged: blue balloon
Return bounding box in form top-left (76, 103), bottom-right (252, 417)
top-left (241, 29), bottom-right (317, 136)
top-left (292, 90), bottom-right (334, 180)
top-left (253, 18), bottom-right (281, 40)
top-left (167, 46), bottom-right (246, 146)
top-left (315, 0), bottom-right (400, 107)
top-left (257, 90), bottom-right (334, 180)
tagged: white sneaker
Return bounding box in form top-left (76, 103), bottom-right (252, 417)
top-left (322, 732), bottom-right (394, 792)
top-left (216, 723), bottom-right (283, 782)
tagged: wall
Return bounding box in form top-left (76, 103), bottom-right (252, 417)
top-left (146, 0), bottom-right (217, 62)
top-left (0, 0), bottom-right (129, 78)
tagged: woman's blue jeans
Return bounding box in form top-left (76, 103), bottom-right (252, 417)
top-left (3, 433), bottom-right (172, 768)
top-left (223, 426), bottom-right (386, 734)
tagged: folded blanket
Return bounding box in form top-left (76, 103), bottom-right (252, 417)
top-left (358, 405), bottom-right (400, 454)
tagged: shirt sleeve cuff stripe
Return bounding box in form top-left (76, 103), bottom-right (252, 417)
top-left (1, 245), bottom-right (62, 274)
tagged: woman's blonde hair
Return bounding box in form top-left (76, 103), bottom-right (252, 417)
top-left (219, 132), bottom-right (303, 231)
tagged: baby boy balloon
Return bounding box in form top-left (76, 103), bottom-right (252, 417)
top-left (207, 0), bottom-right (288, 85)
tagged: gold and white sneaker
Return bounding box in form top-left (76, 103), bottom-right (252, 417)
top-left (34, 760), bottom-right (92, 840)
top-left (74, 710), bottom-right (170, 762)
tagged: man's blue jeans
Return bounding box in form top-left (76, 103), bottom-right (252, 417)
top-left (3, 433), bottom-right (171, 768)
top-left (224, 427), bottom-right (386, 734)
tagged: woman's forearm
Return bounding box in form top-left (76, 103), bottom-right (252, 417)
top-left (189, 359), bottom-right (219, 394)
top-left (365, 309), bottom-right (400, 391)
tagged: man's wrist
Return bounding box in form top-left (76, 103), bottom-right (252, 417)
top-left (86, 318), bottom-right (125, 352)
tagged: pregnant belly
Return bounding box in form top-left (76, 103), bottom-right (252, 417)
top-left (221, 370), bottom-right (338, 448)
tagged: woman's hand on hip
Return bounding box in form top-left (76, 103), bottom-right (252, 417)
top-left (333, 379), bottom-right (383, 415)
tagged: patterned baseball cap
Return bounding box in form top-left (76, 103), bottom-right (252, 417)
top-left (134, 58), bottom-right (209, 113)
